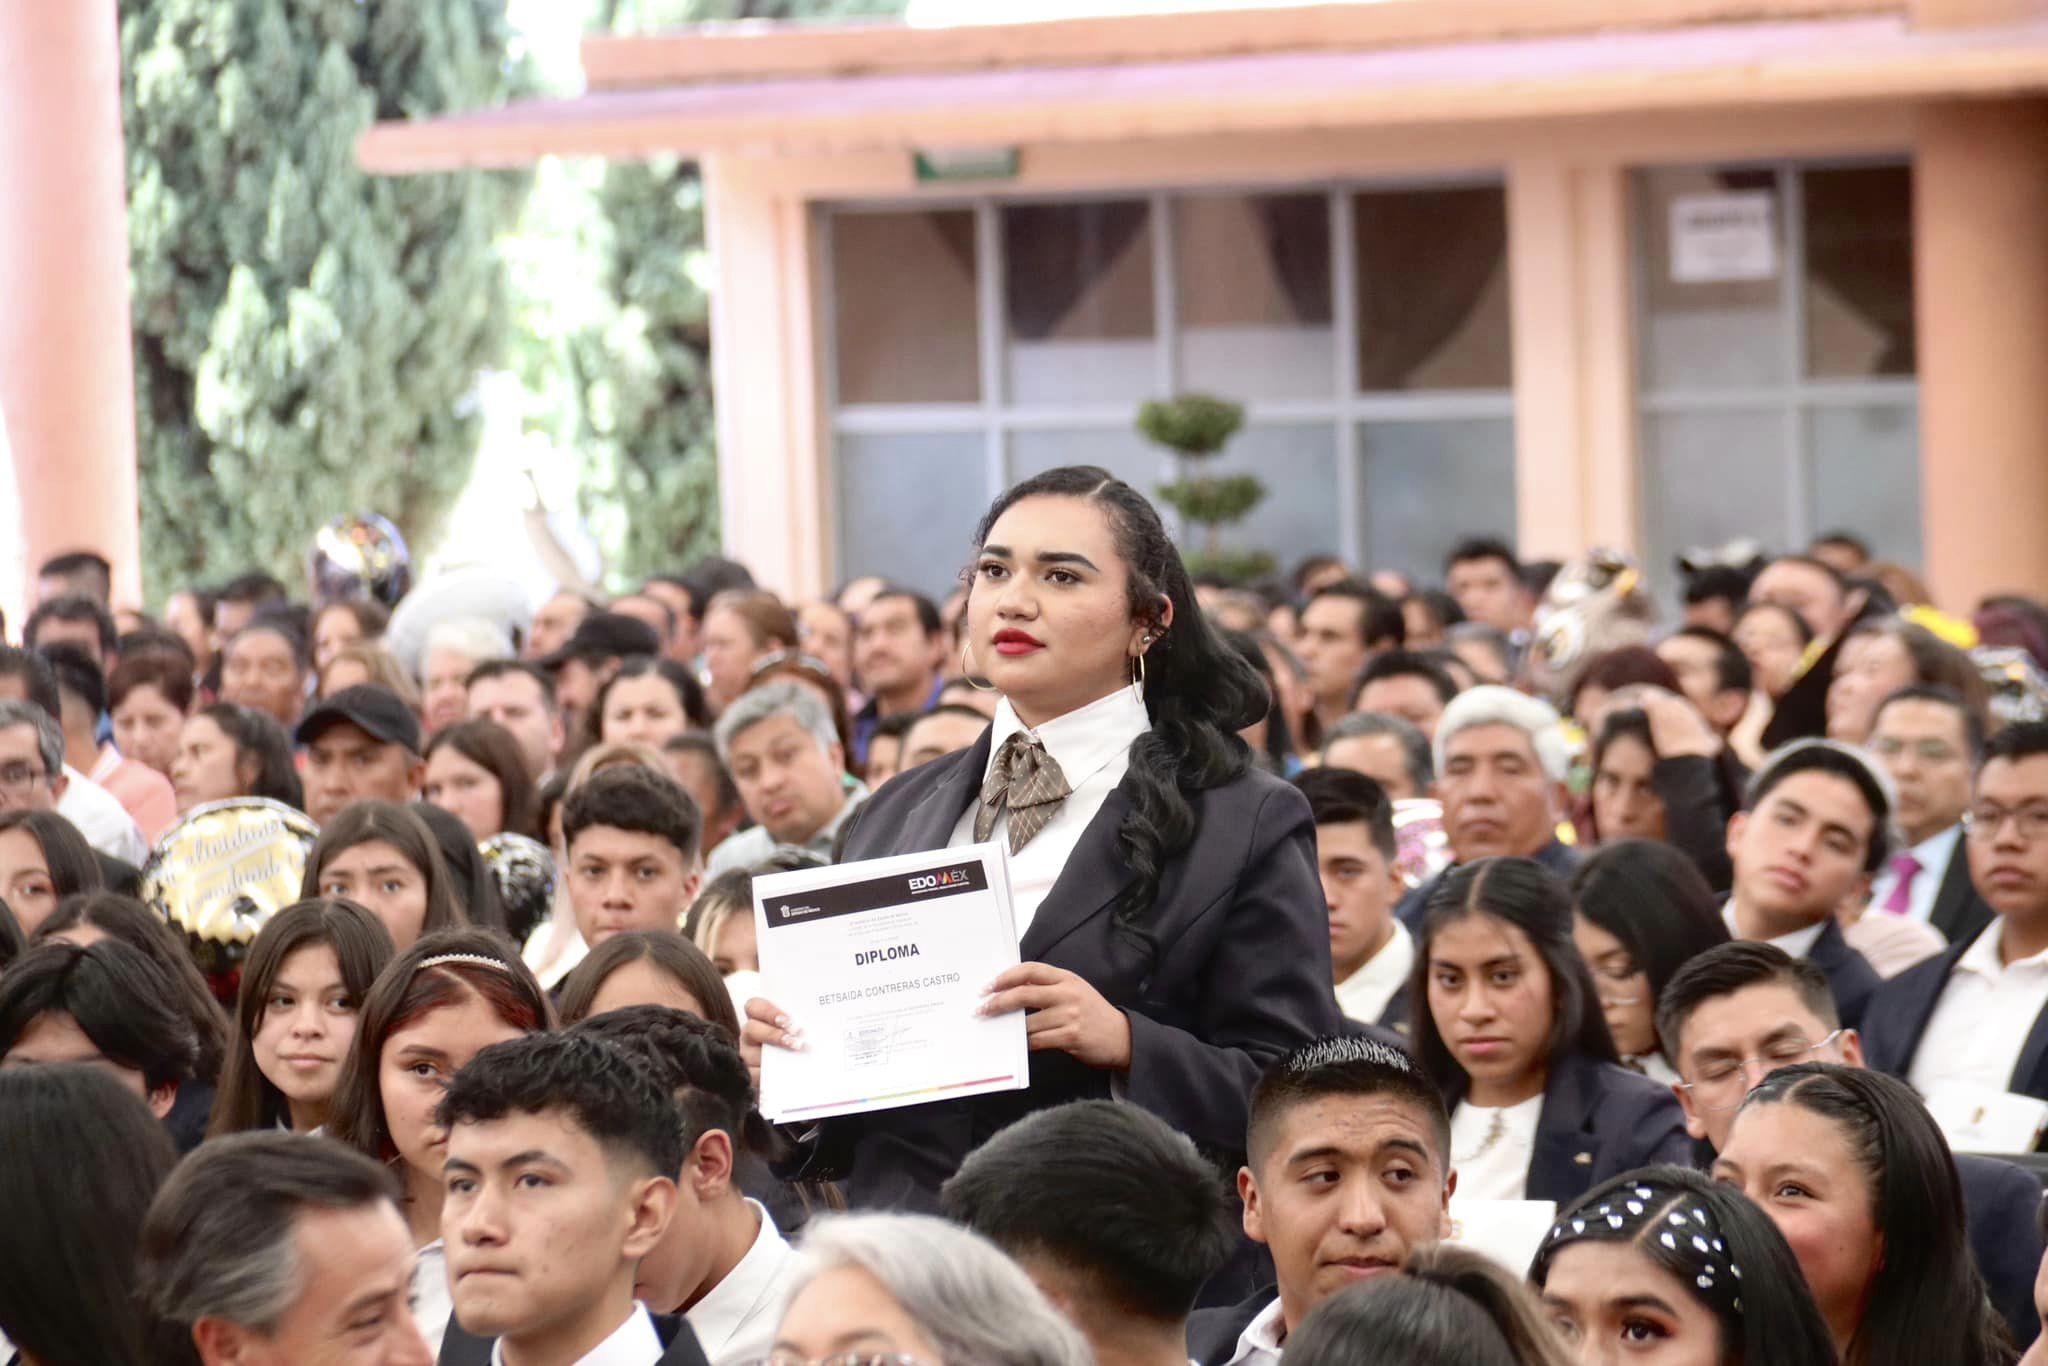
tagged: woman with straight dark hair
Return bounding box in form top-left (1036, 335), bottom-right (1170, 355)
top-left (423, 717), bottom-right (536, 841)
top-left (1286, 1244), bottom-right (1572, 1366)
top-left (1221, 628), bottom-right (1298, 776)
top-left (0, 806), bottom-right (103, 934)
top-left (205, 898), bottom-right (397, 1137)
top-left (1532, 1165), bottom-right (1838, 1366)
top-left (1715, 1063), bottom-right (2014, 1366)
top-left (170, 701), bottom-right (304, 813)
top-left (592, 654), bottom-right (711, 753)
top-left (1411, 857), bottom-right (1690, 1206)
top-left (1569, 840), bottom-right (1731, 1083)
top-left (0, 1065), bottom-right (180, 1364)
top-left (745, 464), bottom-right (1340, 1208)
top-left (409, 799), bottom-right (507, 933)
top-left (556, 928), bottom-right (739, 1037)
top-left (302, 799), bottom-right (466, 950)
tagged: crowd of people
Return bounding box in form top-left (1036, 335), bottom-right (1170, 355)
top-left (4, 470), bottom-right (2048, 1366)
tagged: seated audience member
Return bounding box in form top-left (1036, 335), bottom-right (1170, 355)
top-left (685, 869), bottom-right (758, 976)
top-left (541, 612), bottom-right (664, 741)
top-left (1445, 538), bottom-right (1533, 643)
top-left (141, 1133), bottom-right (432, 1365)
top-left (861, 710), bottom-right (919, 789)
top-left (942, 1100), bottom-right (1238, 1366)
top-left (1287, 1244), bottom-right (1571, 1366)
top-left (707, 681), bottom-right (866, 874)
top-left (594, 656), bottom-right (709, 753)
top-left (419, 617), bottom-right (512, 737)
top-left (1657, 626), bottom-right (1756, 739)
top-left (1716, 1064), bottom-right (2015, 1366)
top-left (318, 642), bottom-right (424, 708)
top-left (0, 678), bottom-right (147, 864)
top-left (850, 587), bottom-right (948, 763)
top-left (303, 801), bottom-right (468, 950)
top-left (436, 1032), bottom-right (712, 1366)
top-left (1721, 740), bottom-right (1886, 1027)
top-left (1586, 709), bottom-right (1667, 844)
top-left (557, 930), bottom-right (738, 1037)
top-left (1226, 629), bottom-right (1301, 776)
top-left (700, 590), bottom-right (800, 717)
top-left (25, 590), bottom-right (117, 669)
top-left (1295, 768), bottom-right (1412, 1029)
top-left (1322, 711), bottom-right (1433, 801)
top-left (1660, 940), bottom-right (2044, 1346)
top-left (527, 587), bottom-right (597, 663)
top-left (1400, 588), bottom-right (1463, 649)
top-left (171, 702), bottom-right (304, 813)
top-left (1810, 530), bottom-right (1872, 577)
top-left (109, 648), bottom-right (195, 779)
top-left (1865, 684), bottom-right (1993, 945)
top-left (1399, 685), bottom-right (1576, 928)
top-left (1297, 581), bottom-right (1404, 742)
top-left (614, 591), bottom-right (688, 667)
top-left (467, 659), bottom-right (566, 783)
top-left (563, 764), bottom-right (704, 948)
top-left (209, 571), bottom-right (289, 649)
top-left (1443, 623), bottom-right (1512, 688)
top-left (771, 1213), bottom-right (1089, 1366)
top-left (44, 643), bottom-right (176, 840)
top-left (164, 587), bottom-right (216, 677)
top-left (1569, 840), bottom-right (1731, 1083)
top-left (312, 597), bottom-right (391, 672)
top-left (1749, 554), bottom-right (1853, 642)
top-left (1591, 685), bottom-right (1745, 892)
top-left (1530, 1166), bottom-right (1835, 1366)
top-left (411, 801), bottom-right (508, 933)
top-left (297, 684), bottom-right (427, 826)
top-left (1828, 616), bottom-right (1986, 747)
top-left (748, 650), bottom-right (857, 757)
top-left (1188, 1036), bottom-right (1453, 1366)
top-left (574, 1008), bottom-right (799, 1361)
top-left (1351, 651), bottom-right (1459, 743)
top-left (663, 733), bottom-right (746, 855)
top-left (328, 931), bottom-right (554, 1357)
top-left (1866, 718), bottom-right (2048, 1102)
top-left (219, 618), bottom-right (310, 727)
top-left (1567, 647), bottom-right (1683, 733)
top-left (0, 1065), bottom-right (180, 1364)
top-left (1679, 564), bottom-right (1751, 635)
top-left (0, 807), bottom-right (103, 934)
top-left (1731, 600), bottom-right (1816, 706)
top-left (897, 703), bottom-right (989, 775)
top-left (0, 938), bottom-right (200, 1127)
top-left (424, 718), bottom-right (535, 842)
top-left (1412, 859), bottom-right (1689, 1206)
top-left (206, 898), bottom-right (397, 1137)
top-left (640, 575), bottom-right (703, 664)
top-left (34, 549), bottom-right (114, 605)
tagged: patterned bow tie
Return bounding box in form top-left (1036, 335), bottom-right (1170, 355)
top-left (974, 733), bottom-right (1071, 854)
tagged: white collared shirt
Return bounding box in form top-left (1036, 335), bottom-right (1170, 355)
top-left (1218, 1295), bottom-right (1286, 1366)
top-left (412, 1240), bottom-right (452, 1359)
top-left (55, 765), bottom-right (147, 864)
top-left (1446, 1092), bottom-right (1545, 1200)
top-left (1867, 823), bottom-right (1965, 930)
top-left (1909, 921), bottom-right (2048, 1096)
top-left (1335, 920), bottom-right (1413, 1026)
top-left (946, 688), bottom-right (1149, 937)
top-left (1722, 900), bottom-right (1828, 962)
top-left (490, 1303), bottom-right (664, 1366)
top-left (683, 1201), bottom-right (795, 1365)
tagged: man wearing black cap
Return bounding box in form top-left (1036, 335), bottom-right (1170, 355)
top-left (296, 684), bottom-right (426, 826)
top-left (541, 612), bottom-right (662, 741)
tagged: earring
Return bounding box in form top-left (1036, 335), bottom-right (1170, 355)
top-left (1128, 649), bottom-right (1147, 705)
top-left (962, 641), bottom-right (998, 693)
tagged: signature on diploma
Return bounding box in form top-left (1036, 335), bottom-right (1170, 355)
top-left (845, 1021), bottom-right (915, 1067)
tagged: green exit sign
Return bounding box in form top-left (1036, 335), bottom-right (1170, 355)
top-left (913, 148), bottom-right (1020, 183)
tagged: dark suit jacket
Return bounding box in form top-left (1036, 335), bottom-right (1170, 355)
top-left (439, 1310), bottom-right (709, 1366)
top-left (800, 732), bottom-right (1341, 1210)
top-left (1956, 1154), bottom-right (2047, 1347)
top-left (1396, 839), bottom-right (1581, 931)
top-left (1865, 921), bottom-right (2048, 1099)
top-left (1927, 830), bottom-right (1996, 946)
top-left (1187, 1287), bottom-right (1273, 1366)
top-left (1513, 1051), bottom-right (1694, 1204)
top-left (1804, 917), bottom-right (1880, 1032)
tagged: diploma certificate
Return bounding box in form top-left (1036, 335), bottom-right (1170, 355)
top-left (753, 842), bottom-right (1030, 1123)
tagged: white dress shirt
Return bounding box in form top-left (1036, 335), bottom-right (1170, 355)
top-left (1446, 1093), bottom-right (1544, 1200)
top-left (1909, 921), bottom-right (2048, 1096)
top-left (412, 1240), bottom-right (452, 1359)
top-left (945, 688), bottom-right (1148, 938)
top-left (1721, 900), bottom-right (1828, 961)
top-left (56, 765), bottom-right (147, 864)
top-left (684, 1201), bottom-right (795, 1365)
top-left (1335, 921), bottom-right (1413, 1026)
top-left (1867, 823), bottom-right (1965, 929)
top-left (491, 1303), bottom-right (664, 1366)
top-left (1218, 1295), bottom-right (1286, 1366)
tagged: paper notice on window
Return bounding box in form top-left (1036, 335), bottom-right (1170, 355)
top-left (1670, 191), bottom-right (1778, 284)
top-left (753, 842), bottom-right (1029, 1123)
top-left (1923, 1081), bottom-right (2048, 1154)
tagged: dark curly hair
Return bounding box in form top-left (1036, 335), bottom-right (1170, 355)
top-left (561, 763), bottom-right (702, 863)
top-left (438, 1030), bottom-right (683, 1181)
top-left (571, 1003), bottom-right (774, 1157)
top-left (969, 466), bottom-right (1267, 941)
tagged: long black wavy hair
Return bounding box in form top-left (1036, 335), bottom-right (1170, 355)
top-left (969, 466), bottom-right (1269, 939)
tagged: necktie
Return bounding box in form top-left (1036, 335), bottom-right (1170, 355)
top-left (1880, 851), bottom-right (1923, 914)
top-left (974, 733), bottom-right (1071, 854)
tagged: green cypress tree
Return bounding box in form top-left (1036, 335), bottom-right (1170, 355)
top-left (122, 0), bottom-right (531, 598)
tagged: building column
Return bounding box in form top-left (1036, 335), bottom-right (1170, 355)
top-left (0, 0), bottom-right (142, 613)
top-left (1913, 99), bottom-right (2048, 611)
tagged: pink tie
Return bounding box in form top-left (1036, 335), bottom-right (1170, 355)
top-left (1881, 852), bottom-right (1922, 914)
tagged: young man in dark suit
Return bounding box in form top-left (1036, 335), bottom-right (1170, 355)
top-left (1721, 740), bottom-right (1886, 1028)
top-left (1295, 768), bottom-right (1412, 1032)
top-left (1866, 685), bottom-right (1994, 945)
top-left (1659, 941), bottom-right (2043, 1347)
top-left (436, 1033), bottom-right (709, 1366)
top-left (1186, 1037), bottom-right (1452, 1366)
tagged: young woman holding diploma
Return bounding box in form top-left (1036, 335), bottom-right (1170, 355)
top-left (742, 465), bottom-right (1341, 1209)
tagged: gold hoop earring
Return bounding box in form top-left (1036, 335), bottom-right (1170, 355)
top-left (1129, 649), bottom-right (1147, 705)
top-left (962, 641), bottom-right (998, 693)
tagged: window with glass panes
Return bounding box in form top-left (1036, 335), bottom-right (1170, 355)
top-left (824, 185), bottom-right (1516, 598)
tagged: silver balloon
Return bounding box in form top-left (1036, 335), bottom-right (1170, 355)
top-left (309, 512), bottom-right (412, 608)
top-left (141, 798), bottom-right (320, 1001)
top-left (1975, 645), bottom-right (2048, 729)
top-left (1529, 549), bottom-right (1658, 704)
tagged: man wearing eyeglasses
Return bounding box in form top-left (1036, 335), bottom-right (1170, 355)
top-left (1865, 685), bottom-right (1994, 946)
top-left (1658, 940), bottom-right (2043, 1346)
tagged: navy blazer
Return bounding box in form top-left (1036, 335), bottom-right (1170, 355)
top-left (1928, 833), bottom-right (1996, 946)
top-left (1187, 1287), bottom-right (1273, 1366)
top-left (1864, 921), bottom-right (2048, 1099)
top-left (1804, 917), bottom-right (1880, 1032)
top-left (439, 1311), bottom-right (709, 1366)
top-left (1956, 1154), bottom-right (2047, 1347)
top-left (799, 730), bottom-right (1342, 1210)
top-left (1516, 1051), bottom-right (1693, 1203)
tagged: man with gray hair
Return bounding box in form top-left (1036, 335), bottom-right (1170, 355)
top-left (707, 681), bottom-right (867, 874)
top-left (418, 616), bottom-right (512, 737)
top-left (137, 1132), bottom-right (432, 1365)
top-left (1321, 712), bottom-right (1432, 801)
top-left (1396, 684), bottom-right (1576, 929)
